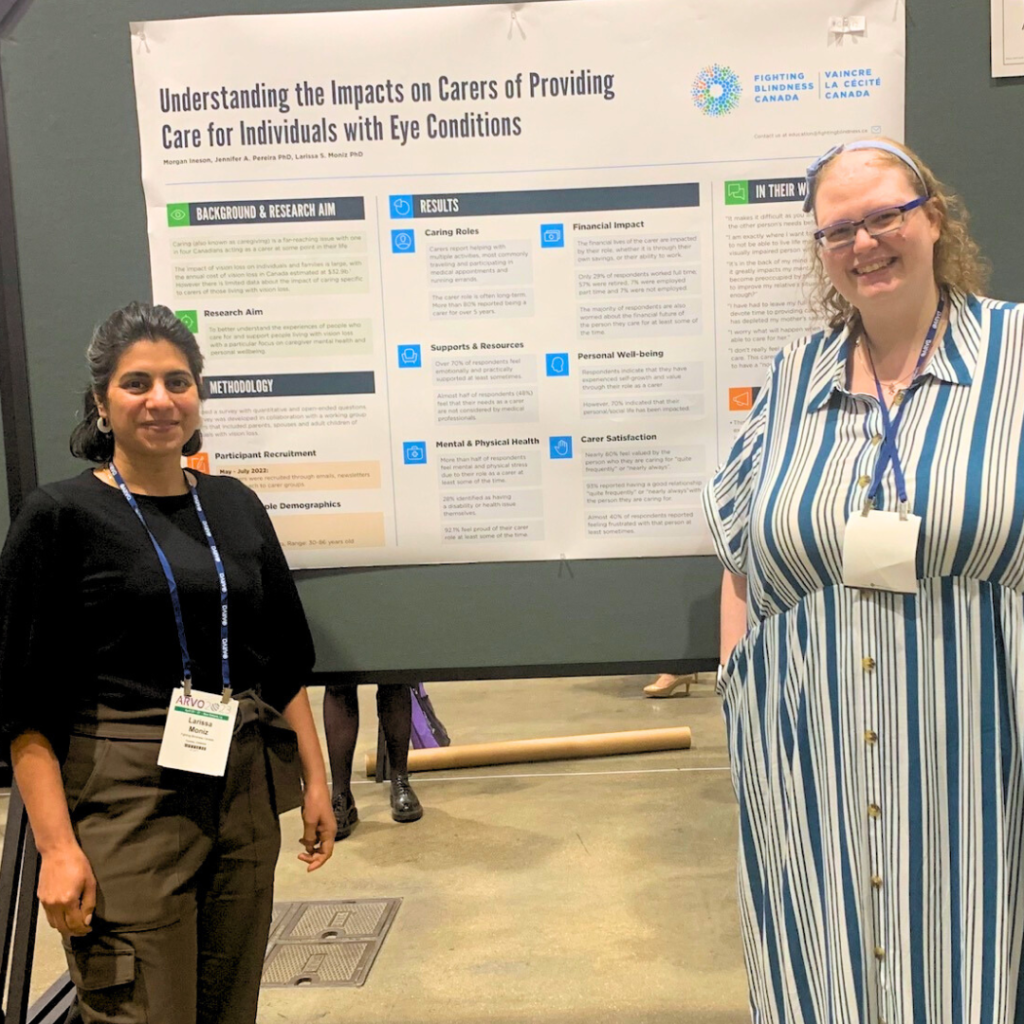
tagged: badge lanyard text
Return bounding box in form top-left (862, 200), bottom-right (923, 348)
top-left (862, 294), bottom-right (946, 518)
top-left (108, 463), bottom-right (231, 701)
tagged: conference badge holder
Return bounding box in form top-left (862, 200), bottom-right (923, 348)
top-left (842, 500), bottom-right (920, 595)
top-left (842, 294), bottom-right (942, 596)
top-left (158, 686), bottom-right (239, 776)
top-left (107, 461), bottom-right (238, 775)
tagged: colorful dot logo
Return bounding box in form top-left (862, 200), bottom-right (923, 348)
top-left (692, 65), bottom-right (742, 117)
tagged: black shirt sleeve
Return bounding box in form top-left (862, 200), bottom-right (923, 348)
top-left (0, 488), bottom-right (75, 751)
top-left (240, 483), bottom-right (315, 713)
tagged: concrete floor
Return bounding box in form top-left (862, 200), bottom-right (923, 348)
top-left (7, 674), bottom-right (749, 1023)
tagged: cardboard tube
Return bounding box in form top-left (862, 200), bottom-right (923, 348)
top-left (364, 726), bottom-right (691, 775)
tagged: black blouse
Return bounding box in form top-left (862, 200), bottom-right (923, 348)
top-left (0, 469), bottom-right (314, 750)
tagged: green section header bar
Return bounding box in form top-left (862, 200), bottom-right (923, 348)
top-left (174, 705), bottom-right (229, 721)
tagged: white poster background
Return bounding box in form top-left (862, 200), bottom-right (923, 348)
top-left (992, 0), bottom-right (1024, 77)
top-left (131, 0), bottom-right (905, 568)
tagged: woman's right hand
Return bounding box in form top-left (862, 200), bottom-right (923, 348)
top-left (720, 571), bottom-right (748, 665)
top-left (38, 842), bottom-right (96, 937)
top-left (10, 731), bottom-right (98, 937)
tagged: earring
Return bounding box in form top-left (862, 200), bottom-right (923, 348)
top-left (97, 415), bottom-right (112, 434)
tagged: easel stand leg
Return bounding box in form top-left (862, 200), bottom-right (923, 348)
top-left (0, 783), bottom-right (66, 1024)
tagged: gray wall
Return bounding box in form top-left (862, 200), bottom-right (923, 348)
top-left (0, 0), bottom-right (1019, 674)
top-left (905, 3), bottom-right (1024, 298)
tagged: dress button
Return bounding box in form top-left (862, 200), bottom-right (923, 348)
top-left (874, 946), bottom-right (885, 960)
top-left (868, 804), bottom-right (881, 819)
top-left (865, 730), bottom-right (878, 744)
top-left (862, 657), bottom-right (876, 671)
top-left (871, 434), bottom-right (883, 446)
top-left (871, 874), bottom-right (883, 888)
top-left (858, 474), bottom-right (871, 487)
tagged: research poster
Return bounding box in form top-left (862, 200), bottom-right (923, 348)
top-left (992, 0), bottom-right (1024, 77)
top-left (131, 0), bottom-right (904, 568)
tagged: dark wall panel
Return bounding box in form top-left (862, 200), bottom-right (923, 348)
top-left (1, 0), bottom-right (1018, 674)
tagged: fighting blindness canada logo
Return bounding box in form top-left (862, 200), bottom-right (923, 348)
top-left (692, 64), bottom-right (742, 117)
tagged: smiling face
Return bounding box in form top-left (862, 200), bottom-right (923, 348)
top-left (95, 338), bottom-right (201, 464)
top-left (814, 150), bottom-right (941, 314)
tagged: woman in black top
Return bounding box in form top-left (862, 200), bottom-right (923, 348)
top-left (0, 302), bottom-right (334, 1024)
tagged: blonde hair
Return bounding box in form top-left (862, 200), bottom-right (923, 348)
top-left (806, 139), bottom-right (990, 330)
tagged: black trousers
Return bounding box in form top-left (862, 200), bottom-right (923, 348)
top-left (61, 699), bottom-right (280, 1024)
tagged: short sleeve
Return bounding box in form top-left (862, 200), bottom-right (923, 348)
top-left (0, 488), bottom-right (74, 751)
top-left (244, 486), bottom-right (316, 713)
top-left (702, 364), bottom-right (775, 577)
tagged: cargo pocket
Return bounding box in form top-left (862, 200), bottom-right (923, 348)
top-left (64, 933), bottom-right (143, 1021)
top-left (62, 735), bottom-right (114, 816)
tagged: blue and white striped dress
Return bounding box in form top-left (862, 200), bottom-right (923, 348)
top-left (703, 291), bottom-right (1024, 1024)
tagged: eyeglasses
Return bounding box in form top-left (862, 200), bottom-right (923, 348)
top-left (813, 196), bottom-right (929, 251)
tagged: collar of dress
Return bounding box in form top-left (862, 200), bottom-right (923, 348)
top-left (805, 288), bottom-right (980, 413)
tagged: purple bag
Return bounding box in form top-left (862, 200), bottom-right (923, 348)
top-left (409, 683), bottom-right (450, 749)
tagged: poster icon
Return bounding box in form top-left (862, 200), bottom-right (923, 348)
top-left (390, 195), bottom-right (414, 218)
top-left (185, 452), bottom-right (210, 474)
top-left (403, 441), bottom-right (427, 464)
top-left (724, 181), bottom-right (749, 205)
top-left (692, 64), bottom-right (742, 117)
top-left (728, 386), bottom-right (760, 411)
top-left (166, 203), bottom-right (190, 227)
top-left (546, 353), bottom-right (569, 377)
top-left (398, 344), bottom-right (422, 368)
top-left (540, 224), bottom-right (564, 248)
top-left (549, 436), bottom-right (573, 459)
top-left (391, 230), bottom-right (416, 253)
top-left (176, 309), bottom-right (199, 332)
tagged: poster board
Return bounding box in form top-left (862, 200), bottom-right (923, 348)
top-left (129, 1), bottom-right (903, 570)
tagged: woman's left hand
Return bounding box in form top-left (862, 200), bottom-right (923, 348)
top-left (281, 688), bottom-right (336, 871)
top-left (297, 781), bottom-right (335, 871)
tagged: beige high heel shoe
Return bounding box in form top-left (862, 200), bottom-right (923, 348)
top-left (643, 673), bottom-right (694, 698)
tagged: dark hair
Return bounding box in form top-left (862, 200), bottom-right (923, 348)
top-left (70, 302), bottom-right (205, 463)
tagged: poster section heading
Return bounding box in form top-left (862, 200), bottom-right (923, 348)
top-left (204, 372), bottom-right (375, 398)
top-left (168, 197), bottom-right (364, 226)
top-left (394, 184), bottom-right (699, 219)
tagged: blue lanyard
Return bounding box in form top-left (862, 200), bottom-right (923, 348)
top-left (108, 463), bottom-right (231, 700)
top-left (863, 294), bottom-right (945, 513)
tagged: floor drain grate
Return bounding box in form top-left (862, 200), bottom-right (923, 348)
top-left (263, 899), bottom-right (401, 988)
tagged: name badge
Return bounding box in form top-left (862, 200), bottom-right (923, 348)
top-left (842, 509), bottom-right (921, 595)
top-left (158, 687), bottom-right (238, 776)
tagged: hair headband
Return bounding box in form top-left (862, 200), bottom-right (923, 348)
top-left (802, 141), bottom-right (927, 213)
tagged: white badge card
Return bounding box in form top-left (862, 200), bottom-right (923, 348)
top-left (158, 688), bottom-right (238, 776)
top-left (842, 510), bottom-right (921, 595)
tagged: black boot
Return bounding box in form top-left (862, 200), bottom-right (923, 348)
top-left (332, 790), bottom-right (359, 840)
top-left (390, 772), bottom-right (423, 823)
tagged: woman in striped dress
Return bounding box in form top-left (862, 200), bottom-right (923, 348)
top-left (704, 138), bottom-right (1024, 1023)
